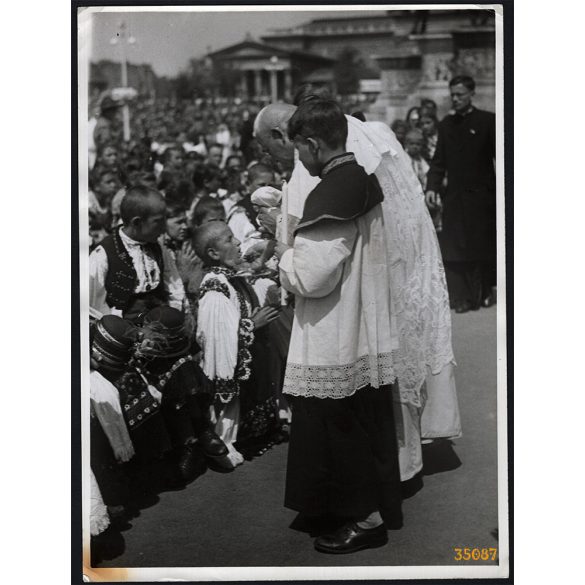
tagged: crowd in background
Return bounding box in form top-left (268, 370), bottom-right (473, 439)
top-left (88, 92), bottom-right (442, 250)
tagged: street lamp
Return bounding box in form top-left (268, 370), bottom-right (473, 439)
top-left (110, 21), bottom-right (135, 141)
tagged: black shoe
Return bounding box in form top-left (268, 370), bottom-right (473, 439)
top-left (454, 301), bottom-right (472, 313)
top-left (314, 522), bottom-right (388, 554)
top-left (177, 444), bottom-right (205, 481)
top-left (198, 429), bottom-right (229, 458)
top-left (482, 293), bottom-right (496, 308)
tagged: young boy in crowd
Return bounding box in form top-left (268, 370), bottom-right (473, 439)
top-left (404, 128), bottom-right (430, 190)
top-left (206, 143), bottom-right (224, 168)
top-left (390, 119), bottom-right (409, 146)
top-left (89, 213), bottom-right (110, 253)
top-left (405, 128), bottom-right (443, 232)
top-left (419, 111), bottom-right (439, 161)
top-left (89, 185), bottom-right (186, 324)
top-left (219, 162), bottom-right (276, 256)
top-left (192, 221), bottom-right (280, 467)
top-left (161, 199), bottom-right (205, 316)
top-left (89, 168), bottom-right (119, 229)
top-left (191, 195), bottom-right (226, 227)
top-left (158, 146), bottom-right (186, 194)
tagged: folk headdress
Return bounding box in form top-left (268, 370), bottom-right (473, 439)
top-left (91, 315), bottom-right (139, 371)
top-left (137, 306), bottom-right (193, 359)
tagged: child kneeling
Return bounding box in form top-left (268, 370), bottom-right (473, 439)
top-left (192, 221), bottom-right (280, 467)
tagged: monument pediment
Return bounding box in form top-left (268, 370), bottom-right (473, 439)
top-left (209, 40), bottom-right (289, 60)
top-left (229, 46), bottom-right (281, 59)
top-left (209, 39), bottom-right (334, 66)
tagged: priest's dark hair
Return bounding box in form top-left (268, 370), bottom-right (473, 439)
top-left (292, 83), bottom-right (332, 106)
top-left (449, 75), bottom-right (475, 91)
top-left (288, 99), bottom-right (348, 150)
top-left (120, 185), bottom-right (165, 224)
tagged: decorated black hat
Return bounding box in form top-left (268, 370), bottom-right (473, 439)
top-left (139, 306), bottom-right (192, 359)
top-left (91, 315), bottom-right (138, 371)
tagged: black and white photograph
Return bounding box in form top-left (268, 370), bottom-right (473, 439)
top-left (76, 3), bottom-right (510, 580)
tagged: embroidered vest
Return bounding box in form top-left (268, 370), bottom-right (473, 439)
top-left (100, 228), bottom-right (167, 311)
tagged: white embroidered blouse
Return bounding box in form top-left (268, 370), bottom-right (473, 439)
top-left (196, 271), bottom-right (254, 385)
top-left (89, 228), bottom-right (186, 317)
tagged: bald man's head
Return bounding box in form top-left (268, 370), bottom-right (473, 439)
top-left (191, 220), bottom-right (242, 269)
top-left (253, 104), bottom-right (297, 168)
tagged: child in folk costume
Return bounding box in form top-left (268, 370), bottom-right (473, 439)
top-left (192, 221), bottom-right (280, 467)
top-left (90, 315), bottom-right (140, 524)
top-left (89, 185), bottom-right (185, 325)
top-left (136, 306), bottom-right (229, 477)
top-left (222, 163), bottom-right (276, 254)
top-left (91, 316), bottom-right (172, 467)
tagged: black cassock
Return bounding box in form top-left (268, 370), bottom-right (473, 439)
top-left (426, 107), bottom-right (496, 265)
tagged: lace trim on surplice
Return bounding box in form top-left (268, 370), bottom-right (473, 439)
top-left (283, 352), bottom-right (396, 399)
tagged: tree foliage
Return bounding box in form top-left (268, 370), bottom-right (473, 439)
top-left (171, 58), bottom-right (240, 99)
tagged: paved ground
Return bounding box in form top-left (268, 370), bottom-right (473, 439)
top-left (96, 305), bottom-right (500, 569)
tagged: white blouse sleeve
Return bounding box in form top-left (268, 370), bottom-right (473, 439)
top-left (161, 245), bottom-right (186, 311)
top-left (89, 246), bottom-right (112, 316)
top-left (279, 220), bottom-right (358, 299)
top-left (228, 210), bottom-right (258, 253)
top-left (90, 371), bottom-right (135, 463)
top-left (196, 289), bottom-right (240, 381)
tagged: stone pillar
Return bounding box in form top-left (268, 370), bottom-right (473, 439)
top-left (451, 28), bottom-right (496, 113)
top-left (369, 50), bottom-right (422, 123)
top-left (284, 69), bottom-right (293, 101)
top-left (269, 69), bottom-right (278, 103)
top-left (254, 69), bottom-right (262, 99)
top-left (410, 33), bottom-right (454, 118)
top-left (239, 71), bottom-right (249, 100)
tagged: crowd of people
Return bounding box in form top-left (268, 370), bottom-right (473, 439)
top-left (87, 76), bottom-right (493, 560)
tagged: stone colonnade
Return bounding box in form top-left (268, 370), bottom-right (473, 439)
top-left (238, 64), bottom-right (293, 102)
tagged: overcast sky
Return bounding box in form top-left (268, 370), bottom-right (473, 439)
top-left (85, 7), bottom-right (389, 77)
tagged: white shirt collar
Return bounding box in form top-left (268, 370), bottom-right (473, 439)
top-left (119, 227), bottom-right (144, 248)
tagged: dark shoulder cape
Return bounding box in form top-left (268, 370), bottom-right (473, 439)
top-left (294, 153), bottom-right (383, 235)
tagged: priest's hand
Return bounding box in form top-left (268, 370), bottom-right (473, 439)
top-left (425, 190), bottom-right (442, 210)
top-left (257, 207), bottom-right (279, 236)
top-left (251, 306), bottom-right (280, 330)
top-left (273, 241), bottom-right (291, 260)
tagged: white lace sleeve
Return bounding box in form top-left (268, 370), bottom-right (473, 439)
top-left (279, 221), bottom-right (357, 299)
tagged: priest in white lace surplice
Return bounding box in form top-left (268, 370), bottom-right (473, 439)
top-left (255, 103), bottom-right (461, 483)
top-left (272, 100), bottom-right (403, 551)
top-left (193, 221), bottom-right (280, 469)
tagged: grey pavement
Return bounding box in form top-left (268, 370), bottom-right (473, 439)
top-left (98, 305), bottom-right (500, 569)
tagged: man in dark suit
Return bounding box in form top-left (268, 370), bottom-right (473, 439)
top-left (426, 75), bottom-right (496, 313)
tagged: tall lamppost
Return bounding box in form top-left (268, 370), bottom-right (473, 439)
top-left (110, 21), bottom-right (136, 141)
